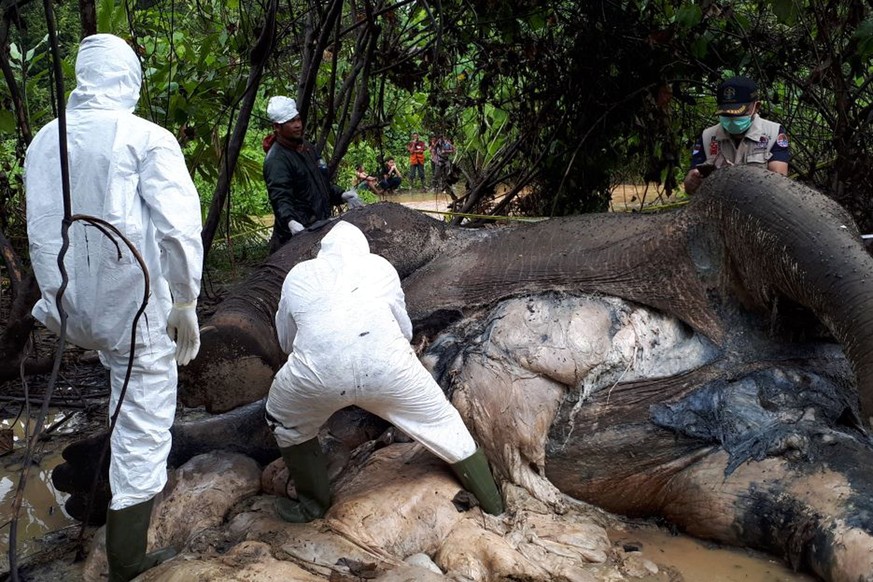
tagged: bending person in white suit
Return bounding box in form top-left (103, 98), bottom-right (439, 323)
top-left (266, 220), bottom-right (503, 521)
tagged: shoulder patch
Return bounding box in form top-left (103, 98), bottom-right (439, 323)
top-left (709, 136), bottom-right (719, 156)
top-left (776, 133), bottom-right (789, 148)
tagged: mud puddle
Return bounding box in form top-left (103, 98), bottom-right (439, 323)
top-left (612, 525), bottom-right (815, 581)
top-left (1, 412), bottom-right (80, 565)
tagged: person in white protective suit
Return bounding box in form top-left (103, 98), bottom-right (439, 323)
top-left (266, 220), bottom-right (503, 521)
top-left (24, 34), bottom-right (202, 582)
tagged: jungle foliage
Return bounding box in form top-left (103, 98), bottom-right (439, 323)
top-left (1, 0), bottom-right (872, 274)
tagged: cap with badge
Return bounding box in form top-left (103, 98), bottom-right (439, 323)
top-left (715, 76), bottom-right (759, 116)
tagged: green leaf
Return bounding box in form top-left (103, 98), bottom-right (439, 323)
top-left (0, 110), bottom-right (16, 133)
top-left (61, 58), bottom-right (75, 79)
top-left (528, 11), bottom-right (546, 32)
top-left (24, 36), bottom-right (44, 63)
top-left (690, 35), bottom-right (709, 59)
top-left (853, 18), bottom-right (873, 60)
top-left (676, 4), bottom-right (702, 29)
top-left (9, 43), bottom-right (21, 61)
top-left (769, 0), bottom-right (798, 26)
top-left (732, 13), bottom-right (750, 30)
top-left (97, 0), bottom-right (115, 33)
top-left (97, 0), bottom-right (114, 31)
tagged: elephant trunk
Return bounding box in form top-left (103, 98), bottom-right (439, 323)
top-left (696, 166), bottom-right (873, 426)
top-left (180, 262), bottom-right (289, 412)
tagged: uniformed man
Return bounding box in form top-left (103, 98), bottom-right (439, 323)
top-left (683, 76), bottom-right (790, 194)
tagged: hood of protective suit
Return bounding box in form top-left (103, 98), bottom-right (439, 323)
top-left (318, 221), bottom-right (370, 259)
top-left (67, 34), bottom-right (141, 112)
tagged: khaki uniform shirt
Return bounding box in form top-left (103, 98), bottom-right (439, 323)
top-left (692, 115), bottom-right (789, 169)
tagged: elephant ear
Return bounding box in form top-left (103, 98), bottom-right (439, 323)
top-left (51, 432), bottom-right (112, 525)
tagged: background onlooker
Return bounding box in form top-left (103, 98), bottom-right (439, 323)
top-left (432, 135), bottom-right (455, 194)
top-left (354, 164), bottom-right (382, 194)
top-left (378, 157), bottom-right (403, 192)
top-left (406, 132), bottom-right (427, 189)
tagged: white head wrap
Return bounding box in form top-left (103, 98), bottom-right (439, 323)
top-left (267, 96), bottom-right (299, 124)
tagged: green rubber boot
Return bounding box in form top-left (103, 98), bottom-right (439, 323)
top-left (106, 497), bottom-right (176, 582)
top-left (451, 448), bottom-right (504, 515)
top-left (276, 438), bottom-right (332, 523)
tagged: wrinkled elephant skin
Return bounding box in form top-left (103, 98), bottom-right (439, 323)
top-left (54, 166), bottom-right (873, 582)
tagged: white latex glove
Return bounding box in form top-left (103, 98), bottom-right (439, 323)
top-left (341, 190), bottom-right (365, 209)
top-left (288, 220), bottom-right (305, 235)
top-left (166, 301), bottom-right (200, 366)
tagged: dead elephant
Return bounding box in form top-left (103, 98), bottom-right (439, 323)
top-left (54, 166), bottom-right (873, 581)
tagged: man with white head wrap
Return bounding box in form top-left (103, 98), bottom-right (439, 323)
top-left (263, 95), bottom-right (362, 253)
top-left (25, 34), bottom-right (202, 581)
top-left (266, 221), bottom-right (503, 521)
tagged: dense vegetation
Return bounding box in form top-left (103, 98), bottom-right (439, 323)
top-left (1, 0), bottom-right (871, 275)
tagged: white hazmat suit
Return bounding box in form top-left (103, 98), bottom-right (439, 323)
top-left (267, 221), bottom-right (476, 463)
top-left (25, 34), bottom-right (203, 511)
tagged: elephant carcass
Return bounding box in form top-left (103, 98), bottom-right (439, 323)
top-left (57, 166), bottom-right (873, 581)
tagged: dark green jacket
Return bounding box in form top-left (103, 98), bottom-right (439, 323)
top-left (264, 139), bottom-right (343, 246)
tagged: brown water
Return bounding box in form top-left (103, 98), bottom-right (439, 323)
top-left (391, 185), bottom-right (676, 216)
top-left (612, 525), bottom-right (815, 581)
top-left (387, 188), bottom-right (453, 215)
top-left (1, 413), bottom-right (78, 566)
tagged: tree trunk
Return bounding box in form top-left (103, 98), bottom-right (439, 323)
top-left (200, 0), bottom-right (277, 262)
top-left (78, 0), bottom-right (97, 37)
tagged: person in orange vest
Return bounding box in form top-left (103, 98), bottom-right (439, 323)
top-left (406, 132), bottom-right (427, 189)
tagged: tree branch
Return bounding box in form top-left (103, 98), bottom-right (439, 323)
top-left (201, 0), bottom-right (277, 262)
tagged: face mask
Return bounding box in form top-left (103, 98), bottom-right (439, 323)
top-left (720, 115), bottom-right (752, 134)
